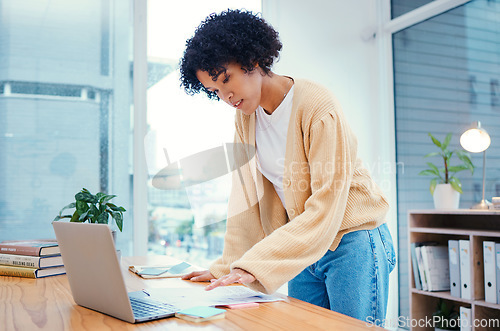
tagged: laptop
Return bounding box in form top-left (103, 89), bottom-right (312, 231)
top-left (52, 221), bottom-right (180, 323)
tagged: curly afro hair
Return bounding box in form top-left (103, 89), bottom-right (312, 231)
top-left (179, 9), bottom-right (282, 99)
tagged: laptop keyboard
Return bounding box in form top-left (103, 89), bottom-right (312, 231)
top-left (130, 296), bottom-right (178, 318)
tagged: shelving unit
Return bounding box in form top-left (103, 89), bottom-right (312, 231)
top-left (408, 209), bottom-right (500, 331)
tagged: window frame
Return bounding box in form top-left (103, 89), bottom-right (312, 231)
top-left (378, 0), bottom-right (474, 323)
top-left (133, 0), bottom-right (149, 255)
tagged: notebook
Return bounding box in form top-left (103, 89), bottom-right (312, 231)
top-left (52, 222), bottom-right (181, 323)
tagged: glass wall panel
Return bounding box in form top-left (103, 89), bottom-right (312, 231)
top-left (393, 0), bottom-right (500, 319)
top-left (0, 0), bottom-right (134, 254)
top-left (391, 0), bottom-right (435, 18)
top-left (146, 1), bottom-right (261, 267)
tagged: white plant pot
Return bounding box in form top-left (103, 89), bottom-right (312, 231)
top-left (433, 183), bottom-right (460, 210)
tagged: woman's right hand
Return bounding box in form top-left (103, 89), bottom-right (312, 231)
top-left (181, 270), bottom-right (215, 282)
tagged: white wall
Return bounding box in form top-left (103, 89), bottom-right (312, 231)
top-left (262, 0), bottom-right (399, 325)
top-left (262, 0), bottom-right (391, 174)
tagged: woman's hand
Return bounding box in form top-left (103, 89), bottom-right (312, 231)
top-left (181, 270), bottom-right (215, 282)
top-left (204, 268), bottom-right (255, 291)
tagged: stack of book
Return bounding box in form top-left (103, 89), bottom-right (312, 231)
top-left (0, 239), bottom-right (65, 278)
top-left (410, 241), bottom-right (450, 292)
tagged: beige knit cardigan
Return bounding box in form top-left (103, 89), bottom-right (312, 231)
top-left (209, 78), bottom-right (389, 294)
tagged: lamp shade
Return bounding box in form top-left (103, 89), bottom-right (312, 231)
top-left (460, 121), bottom-right (491, 153)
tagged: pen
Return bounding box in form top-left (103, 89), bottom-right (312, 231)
top-left (142, 289), bottom-right (150, 296)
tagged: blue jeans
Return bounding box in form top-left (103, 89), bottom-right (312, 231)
top-left (288, 223), bottom-right (396, 325)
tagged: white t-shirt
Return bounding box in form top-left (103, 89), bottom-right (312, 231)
top-left (255, 85), bottom-right (294, 207)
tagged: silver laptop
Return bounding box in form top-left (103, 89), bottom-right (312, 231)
top-left (53, 221), bottom-right (180, 323)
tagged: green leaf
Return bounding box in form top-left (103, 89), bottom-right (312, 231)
top-left (75, 200), bottom-right (89, 215)
top-left (75, 191), bottom-right (97, 204)
top-left (426, 162), bottom-right (440, 174)
top-left (101, 194), bottom-right (117, 203)
top-left (419, 169), bottom-right (439, 177)
top-left (58, 202), bottom-right (76, 216)
top-left (430, 178), bottom-right (438, 195)
top-left (106, 203), bottom-right (126, 212)
top-left (53, 215), bottom-right (72, 222)
top-left (89, 205), bottom-right (99, 223)
top-left (424, 152), bottom-right (440, 158)
top-left (456, 150), bottom-right (475, 174)
top-left (449, 176), bottom-right (463, 194)
top-left (95, 192), bottom-right (106, 201)
top-left (444, 150), bottom-right (452, 161)
top-left (429, 133), bottom-right (441, 148)
top-left (97, 212), bottom-right (109, 224)
top-left (79, 209), bottom-right (90, 221)
top-left (442, 133), bottom-right (452, 150)
top-left (111, 211), bottom-right (123, 232)
top-left (448, 165), bottom-right (468, 173)
top-left (70, 211), bottom-right (81, 222)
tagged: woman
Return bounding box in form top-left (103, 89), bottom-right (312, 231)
top-left (179, 9), bottom-right (396, 323)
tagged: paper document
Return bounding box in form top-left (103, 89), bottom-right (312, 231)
top-left (129, 262), bottom-right (198, 279)
top-left (142, 285), bottom-right (284, 308)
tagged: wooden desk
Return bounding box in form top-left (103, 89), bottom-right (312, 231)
top-left (0, 256), bottom-right (383, 330)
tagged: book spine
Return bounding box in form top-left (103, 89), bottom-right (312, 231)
top-left (427, 246), bottom-right (450, 291)
top-left (410, 243), bottom-right (422, 290)
top-left (0, 254), bottom-right (40, 268)
top-left (421, 246), bottom-right (433, 291)
top-left (416, 246), bottom-right (428, 291)
top-left (0, 245), bottom-right (41, 256)
top-left (0, 265), bottom-right (36, 278)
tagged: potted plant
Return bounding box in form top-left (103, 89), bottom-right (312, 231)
top-left (432, 299), bottom-right (460, 330)
top-left (53, 188), bottom-right (126, 239)
top-left (419, 133), bottom-right (474, 209)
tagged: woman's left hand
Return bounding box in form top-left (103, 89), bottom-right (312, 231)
top-left (204, 268), bottom-right (255, 291)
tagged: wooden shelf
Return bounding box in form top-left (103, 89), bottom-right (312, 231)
top-left (411, 227), bottom-right (500, 237)
top-left (409, 210), bottom-right (500, 331)
top-left (408, 209), bottom-right (500, 215)
top-left (410, 289), bottom-right (472, 304)
top-left (474, 300), bottom-right (500, 310)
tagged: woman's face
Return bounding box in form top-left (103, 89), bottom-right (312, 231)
top-left (196, 63), bottom-right (263, 116)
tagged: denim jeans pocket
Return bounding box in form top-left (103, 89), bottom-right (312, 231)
top-left (378, 224), bottom-right (396, 271)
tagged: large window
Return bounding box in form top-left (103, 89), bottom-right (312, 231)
top-left (145, 1), bottom-right (261, 267)
top-left (0, 0), bottom-right (134, 254)
top-left (391, 0), bottom-right (436, 18)
top-left (392, 0), bottom-right (500, 319)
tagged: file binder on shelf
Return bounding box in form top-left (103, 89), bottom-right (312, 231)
top-left (483, 241), bottom-right (497, 304)
top-left (459, 240), bottom-right (471, 300)
top-left (408, 210), bottom-right (500, 331)
top-left (459, 306), bottom-right (472, 331)
top-left (448, 240), bottom-right (461, 298)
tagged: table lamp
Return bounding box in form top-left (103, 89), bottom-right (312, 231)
top-left (460, 121), bottom-right (491, 209)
